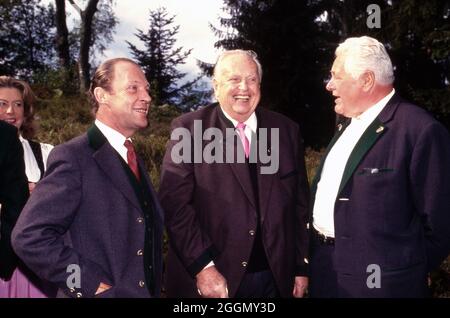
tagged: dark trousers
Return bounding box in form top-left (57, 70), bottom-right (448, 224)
top-left (309, 231), bottom-right (339, 298)
top-left (235, 270), bottom-right (279, 298)
top-left (309, 230), bottom-right (430, 298)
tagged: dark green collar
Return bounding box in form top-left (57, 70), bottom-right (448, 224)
top-left (337, 118), bottom-right (386, 195)
top-left (87, 124), bottom-right (107, 150)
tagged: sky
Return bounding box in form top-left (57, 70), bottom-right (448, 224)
top-left (43, 0), bottom-right (226, 82)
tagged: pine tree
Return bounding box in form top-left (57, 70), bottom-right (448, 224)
top-left (127, 7), bottom-right (198, 106)
top-left (0, 0), bottom-right (56, 80)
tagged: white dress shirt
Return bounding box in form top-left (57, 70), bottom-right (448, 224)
top-left (95, 119), bottom-right (132, 164)
top-left (312, 89), bottom-right (395, 237)
top-left (19, 135), bottom-right (54, 183)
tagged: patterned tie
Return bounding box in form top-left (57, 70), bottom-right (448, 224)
top-left (124, 140), bottom-right (140, 181)
top-left (236, 122), bottom-right (250, 158)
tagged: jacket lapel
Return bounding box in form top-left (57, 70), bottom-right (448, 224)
top-left (217, 106), bottom-right (257, 209)
top-left (87, 125), bottom-right (141, 210)
top-left (337, 118), bottom-right (386, 195)
top-left (336, 93), bottom-right (401, 196)
top-left (255, 109), bottom-right (275, 221)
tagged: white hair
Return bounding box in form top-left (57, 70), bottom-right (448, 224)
top-left (213, 49), bottom-right (263, 81)
top-left (336, 36), bottom-right (394, 85)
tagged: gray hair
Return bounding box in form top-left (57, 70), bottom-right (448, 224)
top-left (336, 36), bottom-right (394, 85)
top-left (213, 49), bottom-right (263, 81)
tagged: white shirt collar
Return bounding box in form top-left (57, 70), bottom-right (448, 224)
top-left (220, 106), bottom-right (257, 133)
top-left (352, 88), bottom-right (395, 125)
top-left (94, 119), bottom-right (130, 163)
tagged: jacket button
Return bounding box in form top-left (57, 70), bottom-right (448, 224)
top-left (241, 261), bottom-right (247, 267)
top-left (143, 201), bottom-right (148, 207)
top-left (69, 288), bottom-right (75, 293)
top-left (137, 249), bottom-right (143, 256)
top-left (76, 292), bottom-right (82, 298)
top-left (136, 217), bottom-right (144, 223)
top-left (139, 280), bottom-right (145, 288)
top-left (249, 230), bottom-right (255, 236)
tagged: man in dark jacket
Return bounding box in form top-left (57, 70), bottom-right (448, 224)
top-left (0, 121), bottom-right (28, 280)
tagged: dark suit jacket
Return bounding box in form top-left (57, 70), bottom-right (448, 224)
top-left (12, 125), bottom-right (164, 298)
top-left (311, 94), bottom-right (450, 297)
top-left (159, 103), bottom-right (309, 297)
top-left (0, 121), bottom-right (29, 280)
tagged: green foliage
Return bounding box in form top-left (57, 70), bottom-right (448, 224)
top-left (34, 95), bottom-right (93, 145)
top-left (32, 65), bottom-right (80, 95)
top-left (0, 0), bottom-right (56, 79)
top-left (304, 147), bottom-right (323, 185)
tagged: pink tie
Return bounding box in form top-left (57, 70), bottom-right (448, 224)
top-left (236, 122), bottom-right (250, 158)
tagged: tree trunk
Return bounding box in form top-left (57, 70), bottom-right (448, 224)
top-left (55, 0), bottom-right (71, 69)
top-left (77, 0), bottom-right (99, 93)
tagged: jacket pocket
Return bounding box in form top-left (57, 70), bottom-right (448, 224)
top-left (357, 167), bottom-right (394, 176)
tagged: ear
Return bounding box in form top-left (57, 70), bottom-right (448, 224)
top-left (212, 78), bottom-right (219, 99)
top-left (93, 87), bottom-right (108, 105)
top-left (360, 71), bottom-right (375, 92)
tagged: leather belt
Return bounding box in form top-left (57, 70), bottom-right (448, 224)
top-left (313, 228), bottom-right (335, 245)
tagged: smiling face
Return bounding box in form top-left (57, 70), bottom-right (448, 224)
top-left (213, 53), bottom-right (261, 122)
top-left (326, 55), bottom-right (366, 118)
top-left (96, 61), bottom-right (151, 137)
top-left (0, 87), bottom-right (24, 129)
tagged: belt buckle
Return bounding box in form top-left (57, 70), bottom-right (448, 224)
top-left (316, 230), bottom-right (335, 245)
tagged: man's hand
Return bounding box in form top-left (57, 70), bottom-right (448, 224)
top-left (292, 276), bottom-right (308, 298)
top-left (95, 282), bottom-right (112, 295)
top-left (196, 265), bottom-right (228, 298)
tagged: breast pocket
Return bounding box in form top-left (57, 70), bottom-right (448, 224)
top-left (357, 167), bottom-right (394, 176)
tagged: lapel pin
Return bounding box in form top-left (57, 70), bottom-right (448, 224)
top-left (337, 123), bottom-right (343, 131)
top-left (376, 126), bottom-right (384, 133)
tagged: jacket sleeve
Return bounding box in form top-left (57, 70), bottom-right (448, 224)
top-left (409, 121), bottom-right (450, 271)
top-left (0, 126), bottom-right (29, 280)
top-left (158, 117), bottom-right (217, 277)
top-left (294, 127), bottom-right (310, 276)
top-left (12, 144), bottom-right (110, 297)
